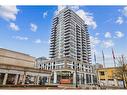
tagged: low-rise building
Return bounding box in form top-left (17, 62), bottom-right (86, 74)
top-left (0, 48), bottom-right (51, 86)
top-left (97, 67), bottom-right (127, 88)
top-left (36, 57), bottom-right (97, 86)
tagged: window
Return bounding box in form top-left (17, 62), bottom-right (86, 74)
top-left (48, 63), bottom-right (50, 65)
top-left (100, 71), bottom-right (105, 75)
top-left (40, 64), bottom-right (41, 67)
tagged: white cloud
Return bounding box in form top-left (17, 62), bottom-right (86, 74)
top-left (90, 36), bottom-right (100, 47)
top-left (95, 32), bottom-right (100, 36)
top-left (115, 31), bottom-right (124, 38)
top-left (48, 39), bottom-right (51, 44)
top-left (90, 36), bottom-right (100, 57)
top-left (34, 39), bottom-right (50, 44)
top-left (102, 40), bottom-right (114, 48)
top-left (43, 11), bottom-right (48, 18)
top-left (9, 22), bottom-right (20, 31)
top-left (91, 35), bottom-right (115, 49)
top-left (76, 10), bottom-right (97, 29)
top-left (91, 46), bottom-right (98, 59)
top-left (55, 5), bottom-right (65, 15)
top-left (30, 23), bottom-right (37, 32)
top-left (116, 17), bottom-right (123, 24)
top-left (104, 32), bottom-right (111, 38)
top-left (122, 7), bottom-right (127, 17)
top-left (56, 5), bottom-right (97, 29)
top-left (57, 5), bottom-right (79, 13)
top-left (91, 47), bottom-right (97, 54)
top-left (42, 40), bottom-right (50, 44)
top-left (68, 6), bottom-right (79, 11)
top-left (13, 36), bottom-right (28, 40)
top-left (34, 39), bottom-right (42, 44)
top-left (104, 18), bottom-right (112, 23)
top-left (57, 5), bottom-right (66, 12)
top-left (0, 6), bottom-right (19, 21)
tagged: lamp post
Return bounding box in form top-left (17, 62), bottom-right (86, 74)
top-left (75, 64), bottom-right (78, 88)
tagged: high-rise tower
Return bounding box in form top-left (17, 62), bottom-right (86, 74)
top-left (50, 8), bottom-right (91, 64)
top-left (36, 8), bottom-right (97, 86)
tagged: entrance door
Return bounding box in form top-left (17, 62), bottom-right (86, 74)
top-left (6, 74), bottom-right (16, 85)
top-left (0, 73), bottom-right (5, 85)
top-left (60, 71), bottom-right (73, 84)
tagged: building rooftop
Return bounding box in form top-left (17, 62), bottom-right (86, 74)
top-left (0, 48), bottom-right (35, 68)
top-left (0, 48), bottom-right (34, 58)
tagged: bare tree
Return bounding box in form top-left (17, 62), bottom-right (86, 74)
top-left (113, 55), bottom-right (127, 89)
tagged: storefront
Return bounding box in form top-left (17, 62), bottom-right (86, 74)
top-left (0, 64), bottom-right (51, 86)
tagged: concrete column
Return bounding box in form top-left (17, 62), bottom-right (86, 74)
top-left (64, 58), bottom-right (67, 69)
top-left (22, 74), bottom-right (26, 85)
top-left (18, 75), bottom-right (23, 84)
top-left (53, 71), bottom-right (57, 84)
top-left (34, 76), bottom-right (36, 85)
top-left (105, 71), bottom-right (108, 86)
top-left (14, 74), bottom-right (19, 85)
top-left (36, 75), bottom-right (40, 85)
top-left (79, 74), bottom-right (81, 85)
top-left (73, 72), bottom-right (76, 84)
top-left (97, 71), bottom-right (100, 85)
top-left (3, 73), bottom-right (8, 85)
top-left (114, 78), bottom-right (118, 86)
top-left (48, 76), bottom-right (51, 84)
top-left (84, 74), bottom-right (86, 84)
top-left (91, 75), bottom-right (93, 84)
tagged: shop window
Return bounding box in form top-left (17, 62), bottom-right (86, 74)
top-left (100, 71), bottom-right (105, 75)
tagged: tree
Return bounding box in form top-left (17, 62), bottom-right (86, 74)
top-left (113, 55), bottom-right (127, 89)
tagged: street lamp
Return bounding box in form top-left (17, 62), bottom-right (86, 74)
top-left (75, 63), bottom-right (78, 88)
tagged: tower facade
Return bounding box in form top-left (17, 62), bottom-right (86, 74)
top-left (50, 8), bottom-right (91, 64)
top-left (36, 8), bottom-right (97, 86)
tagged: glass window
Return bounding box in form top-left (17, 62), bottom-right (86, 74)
top-left (100, 71), bottom-right (105, 75)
